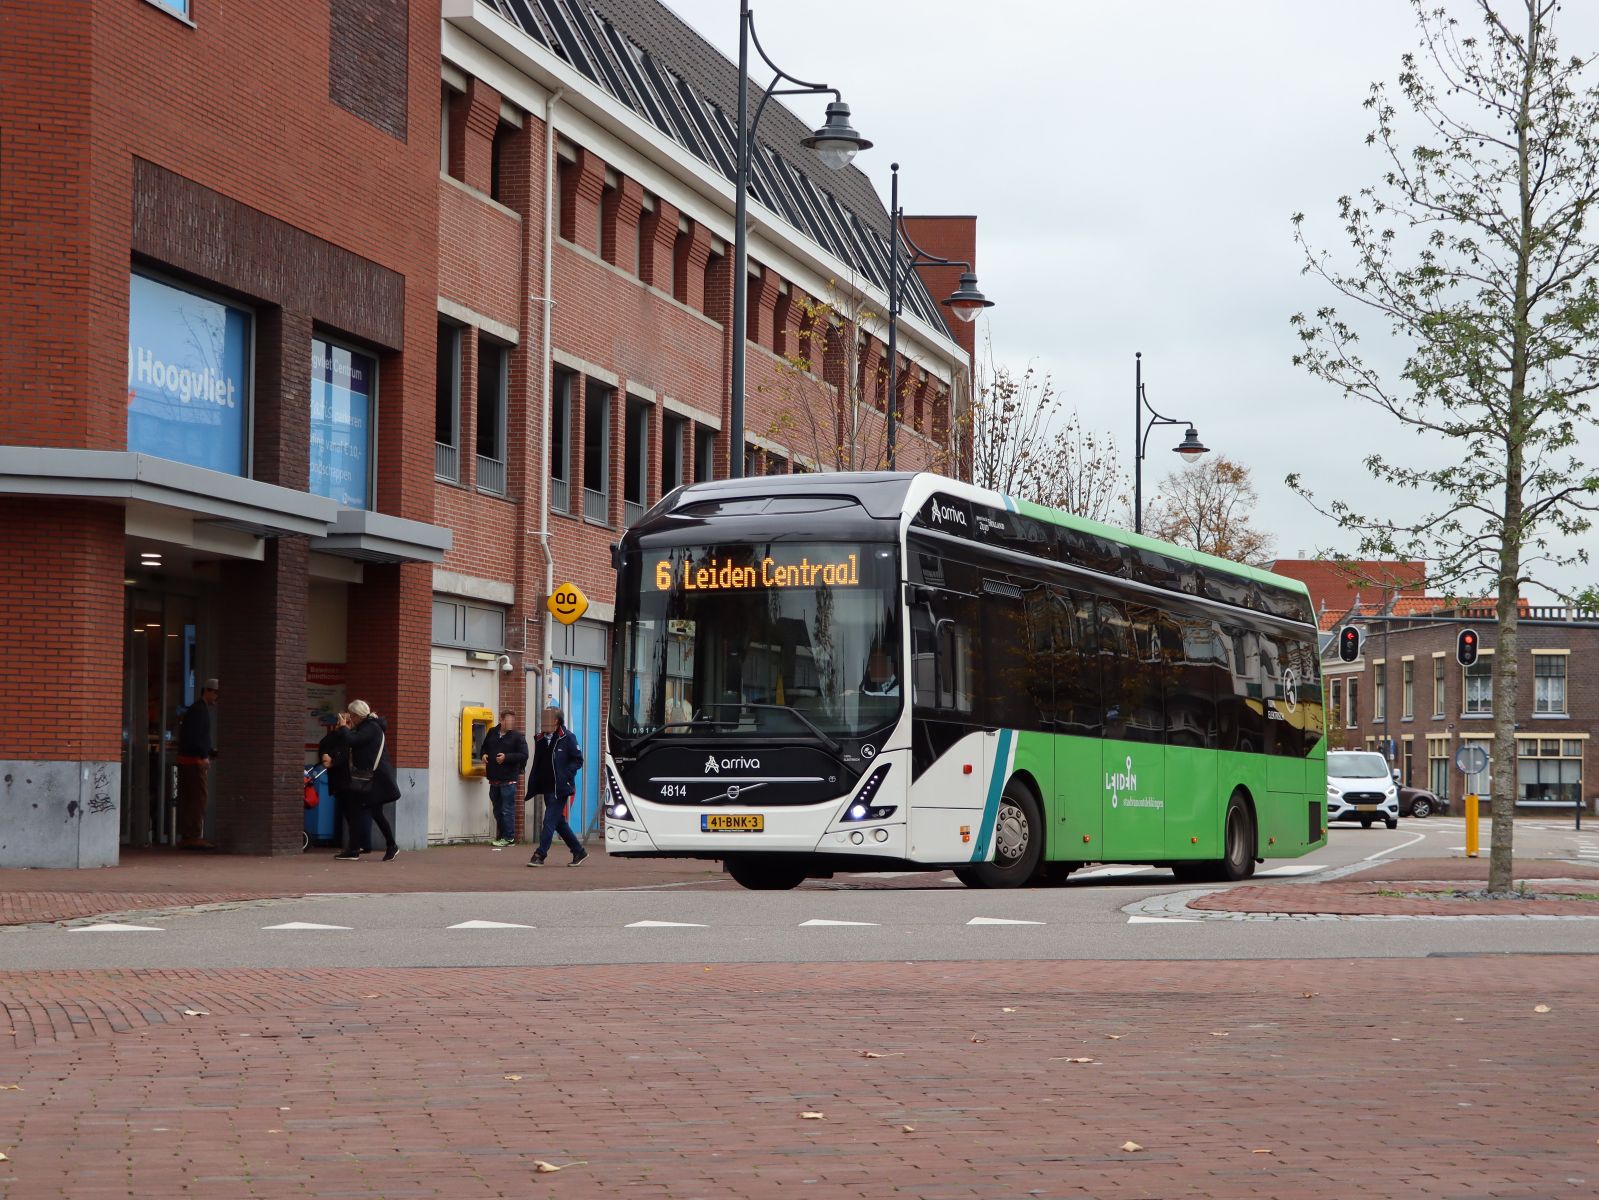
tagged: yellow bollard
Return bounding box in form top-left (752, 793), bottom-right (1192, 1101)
top-left (1465, 793), bottom-right (1479, 858)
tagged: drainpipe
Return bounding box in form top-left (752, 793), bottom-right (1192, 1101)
top-left (538, 88), bottom-right (565, 703)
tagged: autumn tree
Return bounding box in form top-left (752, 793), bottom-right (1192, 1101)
top-left (966, 351), bottom-right (1127, 522)
top-left (1146, 455), bottom-right (1276, 566)
top-left (1290, 1), bottom-right (1599, 892)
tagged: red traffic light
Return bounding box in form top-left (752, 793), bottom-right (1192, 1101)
top-left (1457, 628), bottom-right (1479, 666)
top-left (1338, 625), bottom-right (1361, 662)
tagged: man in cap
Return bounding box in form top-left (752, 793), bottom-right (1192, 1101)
top-left (176, 678), bottom-right (219, 850)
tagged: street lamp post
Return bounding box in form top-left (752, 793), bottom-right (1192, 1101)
top-left (728, 0), bottom-right (870, 479)
top-left (1132, 351), bottom-right (1209, 535)
top-left (884, 162), bottom-right (993, 470)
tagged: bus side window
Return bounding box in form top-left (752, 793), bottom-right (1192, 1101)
top-left (1023, 587), bottom-right (1054, 730)
top-left (1051, 588), bottom-right (1102, 737)
top-left (910, 588), bottom-right (975, 716)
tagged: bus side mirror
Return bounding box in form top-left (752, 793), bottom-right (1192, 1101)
top-left (610, 542), bottom-right (623, 570)
top-left (911, 585), bottom-right (936, 606)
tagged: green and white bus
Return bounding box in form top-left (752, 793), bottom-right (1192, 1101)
top-left (605, 472), bottom-right (1327, 890)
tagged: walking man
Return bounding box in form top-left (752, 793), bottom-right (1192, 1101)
top-left (528, 706), bottom-right (587, 867)
top-left (176, 677), bottom-right (219, 849)
top-left (480, 709), bottom-right (528, 848)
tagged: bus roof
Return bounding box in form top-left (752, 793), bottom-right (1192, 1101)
top-left (644, 470), bottom-right (1311, 604)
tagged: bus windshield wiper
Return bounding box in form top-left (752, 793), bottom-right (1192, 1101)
top-left (627, 705), bottom-right (842, 756)
top-left (728, 703), bottom-right (843, 755)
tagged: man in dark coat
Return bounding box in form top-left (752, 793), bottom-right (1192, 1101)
top-left (527, 706), bottom-right (587, 867)
top-left (340, 699), bottom-right (401, 861)
top-left (176, 677), bottom-right (219, 849)
top-left (480, 710), bottom-right (529, 847)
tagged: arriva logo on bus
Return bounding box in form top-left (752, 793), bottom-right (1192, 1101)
top-left (704, 755), bottom-right (761, 774)
top-left (928, 498), bottom-right (968, 527)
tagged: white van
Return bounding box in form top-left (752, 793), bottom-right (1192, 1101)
top-left (1326, 751), bottom-right (1400, 829)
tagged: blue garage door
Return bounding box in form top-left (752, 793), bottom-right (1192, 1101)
top-left (552, 663), bottom-right (604, 839)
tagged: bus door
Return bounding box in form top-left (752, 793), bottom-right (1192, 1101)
top-left (1098, 598), bottom-right (1166, 862)
top-left (1048, 588), bottom-right (1103, 854)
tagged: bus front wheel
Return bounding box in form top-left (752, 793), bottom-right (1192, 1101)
top-left (726, 857), bottom-right (807, 891)
top-left (954, 782), bottom-right (1044, 890)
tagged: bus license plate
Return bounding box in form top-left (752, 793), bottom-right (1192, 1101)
top-left (703, 814), bottom-right (764, 832)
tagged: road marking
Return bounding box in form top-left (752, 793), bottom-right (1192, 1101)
top-left (799, 918), bottom-right (879, 926)
top-left (625, 920), bottom-right (708, 928)
top-left (448, 920), bottom-right (535, 929)
top-left (262, 922), bottom-right (352, 931)
top-left (1254, 864), bottom-right (1323, 877)
top-left (966, 917), bottom-right (1045, 925)
top-left (1127, 915), bottom-right (1197, 924)
top-left (1074, 865), bottom-right (1150, 878)
top-left (1360, 829), bottom-right (1427, 862)
top-left (841, 871), bottom-right (939, 879)
top-left (69, 923), bottom-right (163, 932)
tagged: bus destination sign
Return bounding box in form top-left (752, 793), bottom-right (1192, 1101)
top-left (654, 551), bottom-right (862, 593)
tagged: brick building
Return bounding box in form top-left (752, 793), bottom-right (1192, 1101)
top-left (1320, 603), bottom-right (1599, 815)
top-left (0, 0), bottom-right (979, 864)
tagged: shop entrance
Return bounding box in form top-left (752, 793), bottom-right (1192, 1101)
top-left (121, 583), bottom-right (217, 847)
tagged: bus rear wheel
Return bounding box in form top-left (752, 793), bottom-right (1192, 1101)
top-left (954, 782), bottom-right (1043, 890)
top-left (725, 857), bottom-right (807, 891)
top-left (1171, 795), bottom-right (1255, 883)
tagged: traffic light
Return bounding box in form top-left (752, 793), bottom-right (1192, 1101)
top-left (1338, 625), bottom-right (1361, 662)
top-left (1457, 628), bottom-right (1479, 666)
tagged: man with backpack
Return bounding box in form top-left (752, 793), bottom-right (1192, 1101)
top-left (527, 706), bottom-right (587, 867)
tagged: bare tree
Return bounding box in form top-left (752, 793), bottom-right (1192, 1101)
top-left (1147, 455), bottom-right (1276, 566)
top-left (1290, 0), bottom-right (1599, 892)
top-left (965, 348), bottom-right (1127, 520)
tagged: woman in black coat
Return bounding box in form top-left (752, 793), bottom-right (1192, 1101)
top-left (339, 699), bottom-right (401, 861)
top-left (319, 712), bottom-right (372, 859)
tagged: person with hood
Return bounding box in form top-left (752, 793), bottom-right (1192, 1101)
top-left (340, 699), bottom-right (401, 861)
top-left (526, 705), bottom-right (587, 867)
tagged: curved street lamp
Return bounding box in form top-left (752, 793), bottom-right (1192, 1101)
top-left (1133, 351), bottom-right (1209, 535)
top-left (729, 1), bottom-right (871, 478)
top-left (885, 163), bottom-right (994, 469)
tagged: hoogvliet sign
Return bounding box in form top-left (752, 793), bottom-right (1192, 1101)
top-left (126, 273), bottom-right (250, 475)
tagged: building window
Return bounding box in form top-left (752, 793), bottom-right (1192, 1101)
top-left (1401, 738), bottom-right (1414, 787)
top-left (1534, 653), bottom-right (1567, 715)
top-left (1427, 736), bottom-right (1450, 800)
top-left (660, 412), bottom-right (686, 496)
top-left (490, 121), bottom-right (517, 204)
top-left (440, 83), bottom-right (453, 176)
top-left (1373, 662), bottom-right (1386, 722)
top-left (1346, 679), bottom-right (1359, 728)
top-left (432, 598), bottom-right (506, 651)
top-left (310, 336), bottom-right (376, 509)
top-left (127, 272), bottom-right (252, 477)
top-left (1463, 656), bottom-right (1493, 714)
top-left (1432, 654), bottom-right (1446, 717)
top-left (583, 379), bottom-right (611, 524)
top-left (694, 425), bottom-right (716, 483)
top-left (1401, 659), bottom-right (1414, 719)
top-left (1517, 737), bottom-right (1582, 806)
top-left (1329, 678), bottom-right (1343, 728)
top-left (435, 321), bottom-right (460, 482)
top-left (147, 0), bottom-right (191, 19)
top-left (623, 395), bottom-right (650, 525)
top-left (550, 367), bottom-right (573, 513)
top-left (476, 336), bottom-right (508, 495)
top-left (744, 442), bottom-right (762, 478)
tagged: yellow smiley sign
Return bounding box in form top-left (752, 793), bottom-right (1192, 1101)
top-left (547, 583), bottom-right (589, 625)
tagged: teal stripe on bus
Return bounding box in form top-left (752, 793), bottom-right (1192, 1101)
top-left (971, 728), bottom-right (1014, 861)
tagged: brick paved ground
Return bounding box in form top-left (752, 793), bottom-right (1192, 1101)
top-left (0, 846), bottom-right (724, 925)
top-left (1, 958), bottom-right (1595, 1198)
top-left (1193, 880), bottom-right (1599, 917)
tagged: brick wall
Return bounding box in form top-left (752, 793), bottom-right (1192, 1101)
top-left (0, 500), bottom-right (123, 760)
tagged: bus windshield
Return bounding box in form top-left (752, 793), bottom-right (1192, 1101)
top-left (612, 541), bottom-right (901, 742)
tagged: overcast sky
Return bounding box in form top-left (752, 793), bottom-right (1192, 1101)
top-left (662, 0), bottom-right (1599, 601)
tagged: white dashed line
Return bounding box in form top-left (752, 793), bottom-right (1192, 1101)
top-left (798, 919), bottom-right (879, 926)
top-left (447, 920), bottom-right (535, 929)
top-left (625, 920), bottom-right (708, 928)
top-left (966, 917), bottom-right (1045, 926)
top-left (69, 923), bottom-right (163, 933)
top-left (262, 922), bottom-right (352, 931)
